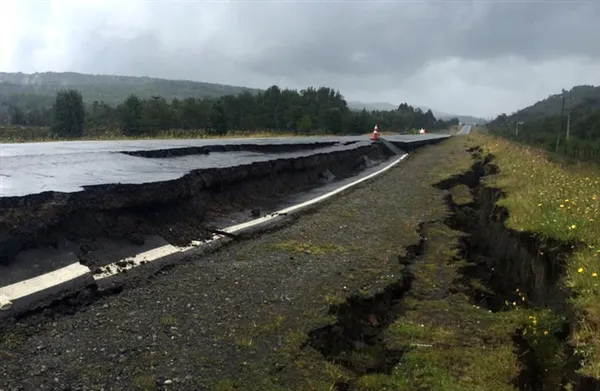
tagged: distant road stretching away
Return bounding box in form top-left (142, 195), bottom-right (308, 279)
top-left (458, 125), bottom-right (472, 135)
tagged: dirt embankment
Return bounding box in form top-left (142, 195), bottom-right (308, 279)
top-left (0, 142), bottom-right (393, 267)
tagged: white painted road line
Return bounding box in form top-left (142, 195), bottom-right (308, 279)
top-left (222, 153), bottom-right (409, 235)
top-left (0, 263), bottom-right (93, 312)
top-left (96, 153), bottom-right (408, 281)
top-left (93, 244), bottom-right (184, 280)
top-left (1, 152), bottom-right (409, 315)
top-left (0, 295), bottom-right (11, 311)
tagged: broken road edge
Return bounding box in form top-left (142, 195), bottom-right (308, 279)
top-left (0, 153), bottom-right (410, 320)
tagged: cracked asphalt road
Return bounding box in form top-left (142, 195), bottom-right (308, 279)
top-left (0, 140), bottom-right (457, 391)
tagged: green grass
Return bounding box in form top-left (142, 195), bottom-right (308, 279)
top-left (159, 314), bottom-right (179, 327)
top-left (268, 240), bottom-right (348, 256)
top-left (449, 184), bottom-right (473, 205)
top-left (472, 132), bottom-right (600, 379)
top-left (132, 374), bottom-right (157, 391)
top-left (0, 124), bottom-right (451, 143)
top-left (0, 125), bottom-right (334, 143)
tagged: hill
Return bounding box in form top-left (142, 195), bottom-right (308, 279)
top-left (347, 101), bottom-right (398, 111)
top-left (425, 111), bottom-right (487, 126)
top-left (0, 72), bottom-right (261, 105)
top-left (0, 72), bottom-right (485, 126)
top-left (502, 85), bottom-right (600, 122)
top-left (347, 100), bottom-right (486, 125)
top-left (487, 85), bottom-right (600, 161)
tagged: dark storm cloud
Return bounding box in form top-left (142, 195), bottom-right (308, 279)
top-left (236, 1), bottom-right (600, 80)
top-left (2, 0), bottom-right (599, 117)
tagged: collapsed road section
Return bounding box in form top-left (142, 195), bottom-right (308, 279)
top-left (0, 135), bottom-right (447, 319)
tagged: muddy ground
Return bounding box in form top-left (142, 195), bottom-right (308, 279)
top-left (0, 136), bottom-right (583, 391)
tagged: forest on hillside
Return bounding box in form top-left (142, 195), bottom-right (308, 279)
top-left (0, 85), bottom-right (458, 139)
top-left (487, 85), bottom-right (600, 161)
top-left (0, 72), bottom-right (260, 104)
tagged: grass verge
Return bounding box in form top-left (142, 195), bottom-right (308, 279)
top-left (0, 126), bottom-right (332, 143)
top-left (471, 131), bottom-right (600, 380)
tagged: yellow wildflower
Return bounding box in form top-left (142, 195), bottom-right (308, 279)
top-left (578, 267), bottom-right (585, 273)
top-left (593, 273), bottom-right (598, 278)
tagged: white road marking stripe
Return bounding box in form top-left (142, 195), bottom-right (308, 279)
top-left (1, 153), bottom-right (408, 309)
top-left (0, 263), bottom-right (91, 304)
top-left (97, 153), bottom-right (407, 278)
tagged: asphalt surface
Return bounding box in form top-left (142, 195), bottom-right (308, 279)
top-left (0, 134), bottom-right (446, 197)
top-left (457, 125), bottom-right (472, 134)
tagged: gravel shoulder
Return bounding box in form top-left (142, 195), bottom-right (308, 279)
top-left (0, 137), bottom-right (521, 391)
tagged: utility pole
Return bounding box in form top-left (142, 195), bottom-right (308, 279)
top-left (566, 91), bottom-right (573, 142)
top-left (556, 94), bottom-right (566, 153)
top-left (566, 111), bottom-right (571, 141)
top-left (515, 121), bottom-right (523, 136)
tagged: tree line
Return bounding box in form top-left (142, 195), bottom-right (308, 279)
top-left (1, 85), bottom-right (459, 138)
top-left (487, 95), bottom-right (600, 162)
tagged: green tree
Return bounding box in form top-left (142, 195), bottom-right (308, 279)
top-left (145, 96), bottom-right (173, 133)
top-left (51, 89), bottom-right (85, 138)
top-left (297, 115), bottom-right (314, 134)
top-left (119, 95), bottom-right (144, 136)
top-left (208, 100), bottom-right (228, 135)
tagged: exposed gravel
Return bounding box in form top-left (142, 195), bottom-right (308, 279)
top-left (0, 142), bottom-right (453, 391)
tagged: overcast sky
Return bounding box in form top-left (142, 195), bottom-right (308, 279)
top-left (1, 1), bottom-right (599, 118)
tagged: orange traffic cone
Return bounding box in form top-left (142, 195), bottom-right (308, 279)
top-left (370, 125), bottom-right (380, 141)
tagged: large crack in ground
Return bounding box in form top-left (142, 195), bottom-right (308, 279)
top-left (304, 145), bottom-right (599, 391)
top-left (435, 147), bottom-right (598, 391)
top-left (303, 222), bottom-right (428, 389)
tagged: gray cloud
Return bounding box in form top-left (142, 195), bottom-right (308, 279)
top-left (1, 0), bottom-right (599, 118)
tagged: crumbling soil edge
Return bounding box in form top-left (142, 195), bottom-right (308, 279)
top-left (436, 147), bottom-right (598, 391)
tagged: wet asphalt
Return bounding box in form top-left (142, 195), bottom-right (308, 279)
top-left (0, 135), bottom-right (446, 197)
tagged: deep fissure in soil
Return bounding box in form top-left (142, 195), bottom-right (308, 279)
top-left (304, 222), bottom-right (428, 388)
top-left (434, 147), bottom-right (596, 391)
top-left (304, 145), bottom-right (595, 390)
